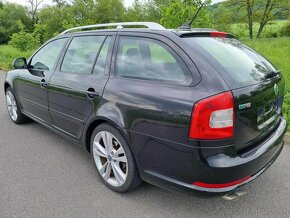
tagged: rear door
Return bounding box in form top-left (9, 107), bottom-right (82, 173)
top-left (183, 37), bottom-right (285, 152)
top-left (48, 34), bottom-right (114, 139)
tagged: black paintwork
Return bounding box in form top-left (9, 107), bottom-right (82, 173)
top-left (4, 28), bottom-right (287, 193)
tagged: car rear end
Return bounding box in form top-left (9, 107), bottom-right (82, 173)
top-left (176, 30), bottom-right (287, 192)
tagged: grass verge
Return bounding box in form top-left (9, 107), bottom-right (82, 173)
top-left (242, 37), bottom-right (290, 130)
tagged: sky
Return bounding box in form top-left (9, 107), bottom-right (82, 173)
top-left (6, 0), bottom-right (225, 8)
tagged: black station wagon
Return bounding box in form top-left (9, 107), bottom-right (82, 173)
top-left (4, 22), bottom-right (287, 193)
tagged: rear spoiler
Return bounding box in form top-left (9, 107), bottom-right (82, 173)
top-left (177, 31), bottom-right (236, 39)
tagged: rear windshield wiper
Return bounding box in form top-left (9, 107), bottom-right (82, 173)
top-left (265, 70), bottom-right (280, 79)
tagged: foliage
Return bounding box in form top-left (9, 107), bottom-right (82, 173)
top-left (0, 44), bottom-right (34, 70)
top-left (95, 0), bottom-right (125, 23)
top-left (160, 0), bottom-right (213, 28)
top-left (126, 0), bottom-right (161, 23)
top-left (9, 21), bottom-right (40, 52)
top-left (0, 3), bottom-right (32, 44)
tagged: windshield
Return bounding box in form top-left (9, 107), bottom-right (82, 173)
top-left (183, 37), bottom-right (277, 89)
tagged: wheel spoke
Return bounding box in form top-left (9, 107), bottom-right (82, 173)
top-left (104, 162), bottom-right (112, 180)
top-left (111, 161), bottom-right (125, 185)
top-left (93, 142), bottom-right (107, 157)
top-left (12, 109), bottom-right (17, 119)
top-left (9, 107), bottom-right (14, 116)
top-left (112, 155), bottom-right (127, 163)
top-left (101, 132), bottom-right (113, 153)
top-left (99, 161), bottom-right (108, 175)
top-left (6, 96), bottom-right (12, 106)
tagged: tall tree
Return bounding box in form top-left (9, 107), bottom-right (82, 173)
top-left (225, 0), bottom-right (255, 38)
top-left (52, 0), bottom-right (66, 9)
top-left (256, 0), bottom-right (290, 38)
top-left (218, 0), bottom-right (290, 38)
top-left (0, 3), bottom-right (32, 44)
top-left (27, 0), bottom-right (44, 25)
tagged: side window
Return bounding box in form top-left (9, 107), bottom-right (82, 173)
top-left (93, 36), bottom-right (112, 76)
top-left (30, 38), bottom-right (67, 71)
top-left (116, 37), bottom-right (191, 85)
top-left (61, 35), bottom-right (105, 74)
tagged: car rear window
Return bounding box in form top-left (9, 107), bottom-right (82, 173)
top-left (183, 37), bottom-right (277, 89)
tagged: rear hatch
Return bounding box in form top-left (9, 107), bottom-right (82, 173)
top-left (183, 36), bottom-right (285, 152)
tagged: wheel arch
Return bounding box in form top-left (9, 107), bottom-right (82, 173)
top-left (4, 82), bottom-right (11, 93)
top-left (84, 116), bottom-right (131, 153)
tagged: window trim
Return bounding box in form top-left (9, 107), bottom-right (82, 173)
top-left (91, 36), bottom-right (113, 77)
top-left (59, 35), bottom-right (107, 75)
top-left (28, 37), bottom-right (68, 72)
top-left (113, 35), bottom-right (193, 86)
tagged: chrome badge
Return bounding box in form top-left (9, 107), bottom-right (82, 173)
top-left (274, 84), bottom-right (278, 96)
top-left (239, 102), bottom-right (251, 110)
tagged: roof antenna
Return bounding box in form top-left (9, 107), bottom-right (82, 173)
top-left (178, 1), bottom-right (206, 30)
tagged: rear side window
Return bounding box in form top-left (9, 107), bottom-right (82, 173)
top-left (116, 37), bottom-right (191, 85)
top-left (61, 35), bottom-right (105, 74)
top-left (183, 37), bottom-right (277, 89)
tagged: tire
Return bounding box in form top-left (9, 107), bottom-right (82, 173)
top-left (5, 87), bottom-right (28, 124)
top-left (90, 123), bottom-right (142, 192)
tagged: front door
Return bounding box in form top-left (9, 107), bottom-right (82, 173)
top-left (16, 37), bottom-right (68, 125)
top-left (48, 35), bottom-right (113, 139)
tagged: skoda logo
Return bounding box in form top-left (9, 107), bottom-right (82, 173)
top-left (274, 84), bottom-right (278, 96)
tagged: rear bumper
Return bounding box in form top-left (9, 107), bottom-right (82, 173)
top-left (139, 117), bottom-right (287, 193)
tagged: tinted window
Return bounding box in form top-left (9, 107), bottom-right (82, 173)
top-left (93, 36), bottom-right (111, 76)
top-left (30, 38), bottom-right (67, 71)
top-left (183, 37), bottom-right (277, 89)
top-left (116, 37), bottom-right (191, 85)
top-left (61, 36), bottom-right (105, 74)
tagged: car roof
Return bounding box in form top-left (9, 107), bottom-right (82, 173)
top-left (57, 22), bottom-right (234, 38)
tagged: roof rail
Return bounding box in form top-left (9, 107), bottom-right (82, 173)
top-left (60, 22), bottom-right (166, 35)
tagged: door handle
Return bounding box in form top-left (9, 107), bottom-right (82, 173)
top-left (85, 90), bottom-right (99, 99)
top-left (40, 79), bottom-right (49, 88)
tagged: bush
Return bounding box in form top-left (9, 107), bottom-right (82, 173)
top-left (9, 31), bottom-right (40, 52)
top-left (0, 45), bottom-right (34, 70)
top-left (280, 22), bottom-right (290, 37)
top-left (265, 31), bottom-right (279, 38)
top-left (283, 91), bottom-right (290, 131)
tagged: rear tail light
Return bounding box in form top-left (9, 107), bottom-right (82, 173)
top-left (189, 91), bottom-right (234, 140)
top-left (210, 31), bottom-right (228, 38)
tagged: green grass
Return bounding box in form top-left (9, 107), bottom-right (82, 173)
top-left (0, 45), bottom-right (34, 71)
top-left (242, 37), bottom-right (290, 130)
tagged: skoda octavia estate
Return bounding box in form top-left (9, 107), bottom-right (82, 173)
top-left (4, 22), bottom-right (287, 193)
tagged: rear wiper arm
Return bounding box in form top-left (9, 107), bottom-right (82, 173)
top-left (265, 70), bottom-right (280, 79)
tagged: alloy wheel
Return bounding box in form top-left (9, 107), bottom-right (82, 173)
top-left (6, 90), bottom-right (18, 121)
top-left (92, 131), bottom-right (128, 187)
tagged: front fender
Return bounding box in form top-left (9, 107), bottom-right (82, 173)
top-left (4, 70), bottom-right (19, 92)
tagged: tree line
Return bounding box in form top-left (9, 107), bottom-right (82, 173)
top-left (0, 0), bottom-right (289, 50)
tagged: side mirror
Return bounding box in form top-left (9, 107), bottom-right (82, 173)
top-left (13, 58), bottom-right (27, 69)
